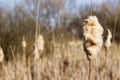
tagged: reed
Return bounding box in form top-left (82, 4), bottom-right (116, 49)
top-left (0, 46), bottom-right (4, 62)
top-left (83, 15), bottom-right (104, 80)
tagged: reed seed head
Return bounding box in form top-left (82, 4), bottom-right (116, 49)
top-left (37, 34), bottom-right (44, 53)
top-left (104, 29), bottom-right (112, 49)
top-left (34, 44), bottom-right (39, 60)
top-left (0, 46), bottom-right (4, 62)
top-left (22, 36), bottom-right (27, 48)
top-left (83, 15), bottom-right (104, 60)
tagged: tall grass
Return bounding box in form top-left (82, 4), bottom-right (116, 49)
top-left (0, 40), bottom-right (120, 80)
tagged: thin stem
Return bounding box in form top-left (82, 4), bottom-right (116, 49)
top-left (105, 47), bottom-right (108, 59)
top-left (104, 47), bottom-right (108, 68)
top-left (52, 29), bottom-right (55, 54)
top-left (88, 60), bottom-right (91, 80)
top-left (33, 0), bottom-right (40, 80)
top-left (10, 45), bottom-right (15, 61)
top-left (38, 23), bottom-right (40, 35)
top-left (35, 0), bottom-right (40, 43)
top-left (90, 0), bottom-right (93, 16)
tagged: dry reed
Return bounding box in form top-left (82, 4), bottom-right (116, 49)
top-left (83, 15), bottom-right (104, 80)
top-left (0, 46), bottom-right (4, 62)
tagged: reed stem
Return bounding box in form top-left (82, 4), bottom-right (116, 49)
top-left (88, 60), bottom-right (91, 80)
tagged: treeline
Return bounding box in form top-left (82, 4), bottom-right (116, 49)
top-left (0, 0), bottom-right (120, 60)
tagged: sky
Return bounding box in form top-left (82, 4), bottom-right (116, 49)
top-left (0, 0), bottom-right (21, 11)
top-left (76, 0), bottom-right (105, 5)
top-left (0, 0), bottom-right (106, 27)
top-left (0, 0), bottom-right (19, 8)
top-left (0, 0), bottom-right (105, 9)
top-left (0, 0), bottom-right (106, 14)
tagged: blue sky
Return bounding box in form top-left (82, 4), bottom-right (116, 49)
top-left (0, 0), bottom-right (106, 16)
top-left (0, 0), bottom-right (106, 14)
top-left (0, 0), bottom-right (20, 9)
top-left (76, 0), bottom-right (105, 5)
top-left (0, 0), bottom-right (105, 9)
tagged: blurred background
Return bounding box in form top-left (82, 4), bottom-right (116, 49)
top-left (0, 0), bottom-right (120, 80)
top-left (0, 0), bottom-right (120, 56)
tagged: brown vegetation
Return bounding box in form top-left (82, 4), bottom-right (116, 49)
top-left (0, 0), bottom-right (120, 80)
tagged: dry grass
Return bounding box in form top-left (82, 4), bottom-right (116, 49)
top-left (0, 40), bottom-right (120, 80)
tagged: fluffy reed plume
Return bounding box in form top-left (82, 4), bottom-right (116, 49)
top-left (37, 34), bottom-right (44, 53)
top-left (33, 35), bottom-right (44, 60)
top-left (0, 46), bottom-right (4, 62)
top-left (22, 36), bottom-right (27, 58)
top-left (83, 15), bottom-right (104, 80)
top-left (22, 36), bottom-right (27, 49)
top-left (104, 29), bottom-right (112, 51)
top-left (83, 15), bottom-right (104, 60)
top-left (102, 29), bottom-right (112, 63)
top-left (34, 44), bottom-right (39, 60)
